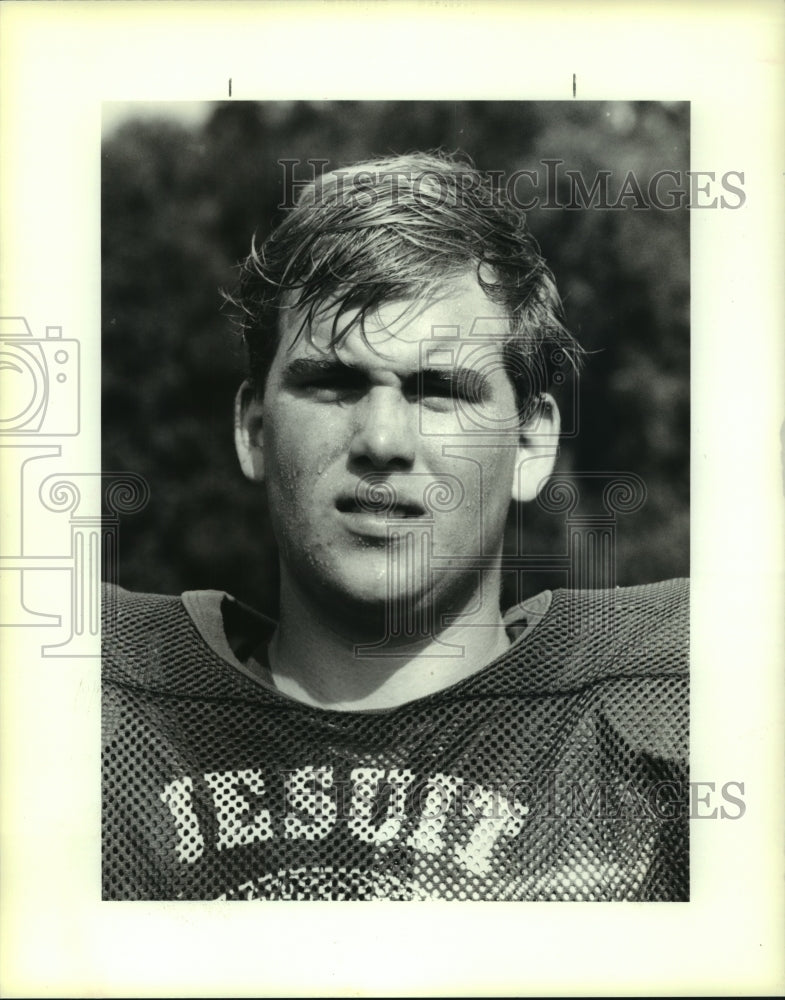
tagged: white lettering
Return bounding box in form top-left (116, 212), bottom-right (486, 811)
top-left (407, 773), bottom-right (462, 854)
top-left (348, 767), bottom-right (416, 843)
top-left (284, 766), bottom-right (337, 840)
top-left (204, 768), bottom-right (273, 850)
top-left (159, 775), bottom-right (205, 863)
top-left (454, 788), bottom-right (526, 876)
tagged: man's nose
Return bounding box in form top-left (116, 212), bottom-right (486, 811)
top-left (348, 387), bottom-right (417, 469)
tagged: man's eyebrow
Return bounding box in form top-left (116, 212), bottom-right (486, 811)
top-left (281, 357), bottom-right (492, 398)
top-left (282, 357), bottom-right (360, 381)
top-left (416, 367), bottom-right (491, 399)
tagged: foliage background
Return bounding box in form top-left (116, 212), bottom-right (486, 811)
top-left (102, 100), bottom-right (689, 615)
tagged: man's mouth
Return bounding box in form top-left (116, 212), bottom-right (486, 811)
top-left (335, 495), bottom-right (426, 519)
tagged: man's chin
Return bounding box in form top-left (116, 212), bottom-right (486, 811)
top-left (301, 572), bottom-right (441, 637)
top-left (325, 577), bottom-right (432, 613)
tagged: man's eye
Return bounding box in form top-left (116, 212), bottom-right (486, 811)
top-left (417, 377), bottom-right (486, 407)
top-left (415, 387), bottom-right (461, 415)
top-left (303, 377), bottom-right (363, 400)
top-left (421, 382), bottom-right (454, 399)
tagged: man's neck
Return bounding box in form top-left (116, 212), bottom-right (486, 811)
top-left (268, 575), bottom-right (511, 711)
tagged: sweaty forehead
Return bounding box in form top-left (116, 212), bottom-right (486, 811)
top-left (277, 272), bottom-right (511, 361)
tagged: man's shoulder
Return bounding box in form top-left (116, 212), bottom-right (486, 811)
top-left (554, 575), bottom-right (689, 610)
top-left (544, 577), bottom-right (689, 646)
top-left (101, 583), bottom-right (223, 688)
top-left (501, 577), bottom-right (689, 692)
top-left (500, 579), bottom-right (690, 763)
top-left (506, 577), bottom-right (688, 631)
top-left (101, 583), bottom-right (274, 702)
top-left (102, 581), bottom-right (183, 610)
top-left (101, 582), bottom-right (193, 638)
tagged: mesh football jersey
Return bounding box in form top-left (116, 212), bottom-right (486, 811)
top-left (102, 579), bottom-right (689, 901)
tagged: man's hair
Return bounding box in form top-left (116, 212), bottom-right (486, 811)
top-left (230, 150), bottom-right (583, 418)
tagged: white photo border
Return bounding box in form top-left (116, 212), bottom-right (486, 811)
top-left (1, 1), bottom-right (783, 996)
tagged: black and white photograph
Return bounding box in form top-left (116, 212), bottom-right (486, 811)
top-left (101, 100), bottom-right (691, 903)
top-left (1, 2), bottom-right (783, 996)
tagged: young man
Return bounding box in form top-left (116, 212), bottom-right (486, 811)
top-left (102, 153), bottom-right (688, 901)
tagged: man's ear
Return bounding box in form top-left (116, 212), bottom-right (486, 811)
top-left (511, 393), bottom-right (561, 503)
top-left (234, 380), bottom-right (265, 482)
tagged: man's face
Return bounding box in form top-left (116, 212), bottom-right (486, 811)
top-left (236, 270), bottom-right (557, 624)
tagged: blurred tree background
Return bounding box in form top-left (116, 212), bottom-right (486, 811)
top-left (102, 100), bottom-right (689, 614)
